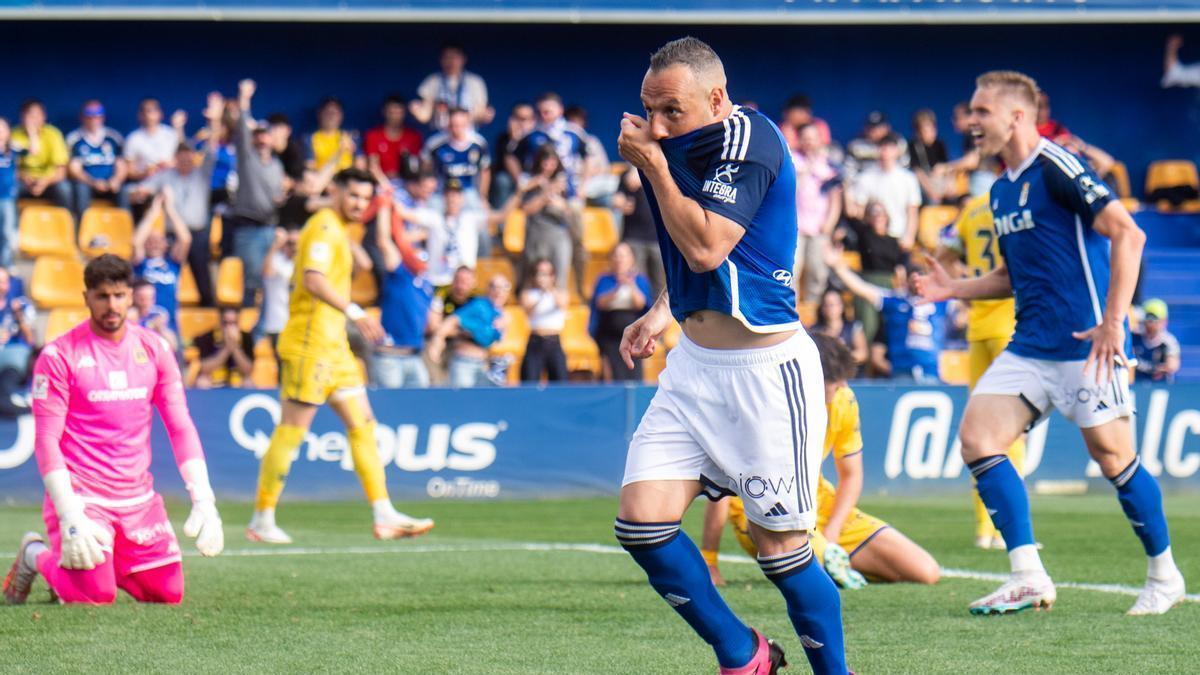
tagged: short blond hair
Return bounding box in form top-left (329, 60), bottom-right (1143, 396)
top-left (975, 70), bottom-right (1040, 110)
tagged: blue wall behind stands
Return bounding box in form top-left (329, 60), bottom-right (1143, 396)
top-left (0, 22), bottom-right (1196, 195)
top-left (1, 384), bottom-right (1199, 504)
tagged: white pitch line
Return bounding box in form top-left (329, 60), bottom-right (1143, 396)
top-left (6, 541), bottom-right (1197, 604)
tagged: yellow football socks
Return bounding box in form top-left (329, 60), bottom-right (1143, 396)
top-left (255, 424), bottom-right (306, 510)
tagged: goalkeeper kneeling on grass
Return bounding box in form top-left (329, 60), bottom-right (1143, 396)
top-left (702, 333), bottom-right (940, 588)
top-left (4, 255), bottom-right (223, 606)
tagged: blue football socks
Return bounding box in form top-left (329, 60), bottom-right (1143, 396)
top-left (969, 456), bottom-right (1036, 552)
top-left (758, 542), bottom-right (847, 675)
top-left (1109, 456), bottom-right (1171, 557)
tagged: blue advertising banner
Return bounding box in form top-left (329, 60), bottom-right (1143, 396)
top-left (0, 384), bottom-right (1198, 504)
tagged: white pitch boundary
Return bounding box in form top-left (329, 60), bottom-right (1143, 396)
top-left (159, 541), bottom-right (1199, 604)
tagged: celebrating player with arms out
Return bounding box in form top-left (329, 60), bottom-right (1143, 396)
top-left (4, 255), bottom-right (223, 606)
top-left (916, 71), bottom-right (1186, 615)
top-left (248, 168), bottom-right (433, 544)
top-left (614, 37), bottom-right (847, 674)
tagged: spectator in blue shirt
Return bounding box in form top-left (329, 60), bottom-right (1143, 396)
top-left (828, 248), bottom-right (948, 383)
top-left (589, 242), bottom-right (651, 382)
top-left (65, 100), bottom-right (129, 221)
top-left (372, 205), bottom-right (434, 388)
top-left (0, 268), bottom-right (36, 377)
top-left (421, 107), bottom-right (491, 210)
top-left (509, 92), bottom-right (589, 200)
top-left (133, 202), bottom-right (188, 335)
top-left (0, 120), bottom-right (19, 268)
top-left (130, 278), bottom-right (179, 352)
top-left (428, 274), bottom-right (512, 387)
top-left (1134, 298), bottom-right (1182, 383)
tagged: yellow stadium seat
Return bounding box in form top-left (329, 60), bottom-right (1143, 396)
top-left (1146, 160), bottom-right (1200, 195)
top-left (44, 307), bottom-right (90, 343)
top-left (216, 257), bottom-right (244, 306)
top-left (250, 354), bottom-right (278, 389)
top-left (1107, 161), bottom-right (1132, 199)
top-left (178, 308), bottom-right (219, 345)
top-left (562, 305), bottom-right (601, 375)
top-left (351, 270), bottom-right (378, 306)
top-left (610, 161), bottom-right (630, 177)
top-left (238, 307), bottom-right (259, 333)
top-left (346, 222), bottom-right (366, 245)
top-left (78, 206), bottom-right (134, 259)
top-left (841, 250), bottom-right (862, 272)
top-left (503, 210), bottom-right (525, 254)
top-left (18, 206), bottom-right (76, 259)
top-left (474, 257), bottom-right (516, 296)
top-left (662, 319), bottom-right (682, 350)
top-left (490, 306), bottom-right (530, 384)
top-left (582, 207), bottom-right (619, 255)
top-left (209, 214), bottom-right (223, 259)
top-left (1120, 197), bottom-right (1141, 213)
top-left (917, 205), bottom-right (959, 251)
top-left (939, 350), bottom-right (970, 386)
top-left (30, 257), bottom-right (86, 308)
top-left (798, 301), bottom-right (819, 327)
top-left (582, 258), bottom-right (610, 300)
top-left (1175, 199), bottom-right (1200, 214)
top-left (177, 264), bottom-right (201, 306)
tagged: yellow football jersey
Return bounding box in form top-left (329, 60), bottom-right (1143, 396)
top-left (309, 130), bottom-right (355, 172)
top-left (955, 193), bottom-right (1017, 343)
top-left (277, 208), bottom-right (353, 359)
top-left (816, 385), bottom-right (863, 519)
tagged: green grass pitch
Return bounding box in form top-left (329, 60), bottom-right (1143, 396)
top-left (1, 493), bottom-right (1197, 673)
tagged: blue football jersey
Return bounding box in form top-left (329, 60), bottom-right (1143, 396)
top-left (879, 293), bottom-right (947, 378)
top-left (989, 138), bottom-right (1124, 361)
top-left (422, 132), bottom-right (491, 192)
top-left (380, 264), bottom-right (434, 351)
top-left (641, 105), bottom-right (799, 332)
top-left (134, 256), bottom-right (180, 332)
top-left (66, 128), bottom-right (124, 181)
top-left (519, 121), bottom-right (588, 198)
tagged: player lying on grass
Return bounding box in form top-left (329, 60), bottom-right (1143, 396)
top-left (4, 255), bottom-right (223, 606)
top-left (702, 334), bottom-right (940, 588)
top-left (915, 70), bottom-right (1185, 616)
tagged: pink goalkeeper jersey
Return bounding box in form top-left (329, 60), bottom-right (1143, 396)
top-left (31, 321), bottom-right (204, 504)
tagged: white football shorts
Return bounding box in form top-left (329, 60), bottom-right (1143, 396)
top-left (623, 331), bottom-right (826, 532)
top-left (973, 350), bottom-right (1134, 429)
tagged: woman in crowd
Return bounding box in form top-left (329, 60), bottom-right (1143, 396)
top-left (519, 258), bottom-right (569, 383)
top-left (589, 242), bottom-right (651, 382)
top-left (811, 287), bottom-right (868, 371)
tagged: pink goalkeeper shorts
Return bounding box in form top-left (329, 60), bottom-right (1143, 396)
top-left (43, 491), bottom-right (182, 578)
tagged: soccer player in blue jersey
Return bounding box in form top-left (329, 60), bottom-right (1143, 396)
top-left (614, 37), bottom-right (847, 674)
top-left (916, 70), bottom-right (1186, 616)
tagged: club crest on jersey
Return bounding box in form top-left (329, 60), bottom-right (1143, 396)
top-left (134, 347), bottom-right (149, 365)
top-left (703, 163), bottom-right (739, 204)
top-left (1018, 182), bottom-right (1030, 207)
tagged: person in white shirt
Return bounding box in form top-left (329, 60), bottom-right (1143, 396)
top-left (423, 180), bottom-right (481, 288)
top-left (261, 227), bottom-right (298, 367)
top-left (411, 43), bottom-right (494, 131)
top-left (847, 133), bottom-right (921, 250)
top-left (1163, 34), bottom-right (1200, 87)
top-left (124, 98), bottom-right (179, 183)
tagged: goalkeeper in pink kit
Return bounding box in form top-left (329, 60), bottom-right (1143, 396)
top-left (3, 255), bottom-right (224, 605)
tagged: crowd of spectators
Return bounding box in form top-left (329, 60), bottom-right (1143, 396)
top-left (0, 40), bottom-right (1181, 392)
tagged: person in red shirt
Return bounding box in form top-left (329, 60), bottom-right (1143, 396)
top-left (365, 94), bottom-right (423, 185)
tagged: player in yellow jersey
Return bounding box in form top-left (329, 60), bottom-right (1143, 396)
top-left (938, 192), bottom-right (1024, 549)
top-left (703, 334), bottom-right (940, 585)
top-left (247, 168), bottom-right (433, 544)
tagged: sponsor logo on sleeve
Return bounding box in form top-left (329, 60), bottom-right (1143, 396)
top-left (32, 375), bottom-right (48, 400)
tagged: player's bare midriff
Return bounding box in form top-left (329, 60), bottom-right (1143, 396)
top-left (682, 310), bottom-right (796, 350)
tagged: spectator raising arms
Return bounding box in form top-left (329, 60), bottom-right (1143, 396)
top-left (66, 100), bottom-right (129, 220)
top-left (838, 200), bottom-right (906, 343)
top-left (589, 242), bottom-right (651, 382)
top-left (229, 79), bottom-right (286, 308)
top-left (132, 93), bottom-right (220, 307)
top-left (11, 99), bottom-right (70, 208)
top-left (133, 192), bottom-right (189, 334)
top-left (412, 42), bottom-right (494, 130)
top-left (372, 200), bottom-right (434, 388)
top-left (827, 246), bottom-right (947, 383)
top-left (519, 259), bottom-right (569, 383)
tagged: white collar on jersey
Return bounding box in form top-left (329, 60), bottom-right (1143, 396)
top-left (1005, 138), bottom-right (1048, 182)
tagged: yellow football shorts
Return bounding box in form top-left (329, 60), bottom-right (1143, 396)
top-left (279, 352), bottom-right (363, 406)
